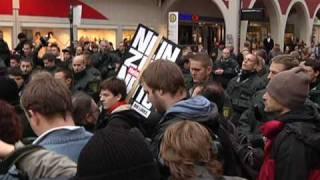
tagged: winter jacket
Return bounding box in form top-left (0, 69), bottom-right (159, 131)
top-left (238, 89), bottom-right (277, 148)
top-left (213, 57), bottom-right (239, 88)
top-left (33, 127), bottom-right (92, 162)
top-left (150, 96), bottom-right (220, 157)
top-left (259, 105), bottom-right (320, 180)
top-left (150, 96), bottom-right (245, 177)
top-left (0, 39), bottom-right (10, 67)
top-left (226, 71), bottom-right (265, 126)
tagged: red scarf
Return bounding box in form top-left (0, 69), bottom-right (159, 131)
top-left (107, 100), bottom-right (127, 114)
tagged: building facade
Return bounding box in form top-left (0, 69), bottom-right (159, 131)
top-left (1, 0), bottom-right (320, 52)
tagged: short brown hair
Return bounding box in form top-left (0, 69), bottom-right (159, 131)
top-left (272, 54), bottom-right (299, 70)
top-left (100, 77), bottom-right (127, 101)
top-left (21, 75), bottom-right (72, 119)
top-left (189, 52), bottom-right (213, 67)
top-left (140, 60), bottom-right (185, 95)
top-left (160, 121), bottom-right (223, 179)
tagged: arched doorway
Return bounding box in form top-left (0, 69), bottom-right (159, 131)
top-left (312, 7), bottom-right (320, 45)
top-left (165, 0), bottom-right (226, 55)
top-left (245, 0), bottom-right (281, 52)
top-left (284, 1), bottom-right (310, 51)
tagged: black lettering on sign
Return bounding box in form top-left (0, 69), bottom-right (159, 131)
top-left (117, 24), bottom-right (182, 118)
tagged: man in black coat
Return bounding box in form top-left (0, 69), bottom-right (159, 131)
top-left (263, 33), bottom-right (274, 54)
top-left (259, 67), bottom-right (320, 180)
top-left (0, 30), bottom-right (10, 67)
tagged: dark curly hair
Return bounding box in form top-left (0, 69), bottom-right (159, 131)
top-left (0, 100), bottom-right (22, 144)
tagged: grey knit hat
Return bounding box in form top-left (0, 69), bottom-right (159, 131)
top-left (267, 67), bottom-right (310, 109)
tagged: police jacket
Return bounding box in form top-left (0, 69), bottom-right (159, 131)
top-left (73, 70), bottom-right (100, 100)
top-left (226, 71), bottom-right (265, 114)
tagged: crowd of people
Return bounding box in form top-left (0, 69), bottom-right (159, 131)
top-left (0, 28), bottom-right (319, 180)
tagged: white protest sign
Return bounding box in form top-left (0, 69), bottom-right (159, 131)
top-left (117, 24), bottom-right (182, 118)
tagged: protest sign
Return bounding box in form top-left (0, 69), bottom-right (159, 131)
top-left (117, 24), bottom-right (182, 117)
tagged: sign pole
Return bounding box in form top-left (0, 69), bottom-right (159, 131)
top-left (126, 34), bottom-right (164, 102)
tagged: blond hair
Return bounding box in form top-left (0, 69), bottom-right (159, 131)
top-left (160, 121), bottom-right (223, 180)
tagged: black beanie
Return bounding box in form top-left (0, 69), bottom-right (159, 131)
top-left (0, 77), bottom-right (19, 105)
top-left (74, 127), bottom-right (160, 180)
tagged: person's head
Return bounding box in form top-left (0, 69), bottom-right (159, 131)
top-left (91, 43), bottom-right (99, 53)
top-left (100, 77), bottom-right (127, 110)
top-left (244, 41), bottom-right (251, 49)
top-left (118, 42), bottom-right (126, 53)
top-left (255, 49), bottom-right (267, 62)
top-left (83, 53), bottom-right (92, 66)
top-left (83, 41), bottom-right (90, 51)
top-left (0, 77), bottom-right (19, 105)
top-left (8, 67), bottom-right (24, 89)
top-left (264, 67), bottom-right (310, 114)
top-left (72, 92), bottom-right (99, 130)
top-left (62, 47), bottom-right (72, 61)
top-left (141, 60), bottom-right (186, 113)
top-left (100, 40), bottom-right (111, 53)
top-left (76, 45), bottom-right (84, 56)
top-left (160, 121), bottom-right (223, 180)
top-left (54, 68), bottom-right (73, 89)
top-left (268, 55), bottom-right (299, 80)
top-left (75, 127), bottom-right (160, 179)
top-left (42, 53), bottom-right (56, 70)
top-left (218, 42), bottom-right (225, 50)
top-left (192, 81), bottom-right (225, 113)
top-left (10, 55), bottom-right (20, 68)
top-left (0, 30), bottom-right (3, 40)
top-left (300, 59), bottom-right (320, 83)
top-left (47, 31), bottom-right (54, 38)
top-left (50, 43), bottom-right (60, 57)
top-left (20, 58), bottom-right (33, 75)
top-left (35, 32), bottom-right (41, 38)
top-left (189, 53), bottom-right (213, 84)
top-left (0, 100), bottom-right (22, 144)
top-left (17, 32), bottom-right (26, 41)
top-left (23, 41), bottom-right (33, 56)
top-left (222, 48), bottom-right (231, 59)
top-left (242, 53), bottom-right (258, 71)
top-left (20, 75), bottom-right (73, 135)
top-left (72, 55), bottom-right (86, 74)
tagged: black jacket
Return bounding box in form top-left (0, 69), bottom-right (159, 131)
top-left (272, 105), bottom-right (320, 180)
top-left (0, 39), bottom-right (10, 66)
top-left (238, 89), bottom-right (277, 148)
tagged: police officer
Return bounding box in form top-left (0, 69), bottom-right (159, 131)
top-left (72, 55), bottom-right (100, 101)
top-left (213, 48), bottom-right (239, 88)
top-left (226, 53), bottom-right (265, 126)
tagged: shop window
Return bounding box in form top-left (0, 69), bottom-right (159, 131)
top-left (78, 29), bottom-right (116, 48)
top-left (22, 28), bottom-right (70, 50)
top-left (122, 30), bottom-right (135, 42)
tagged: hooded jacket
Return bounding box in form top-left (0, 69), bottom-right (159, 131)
top-left (150, 96), bottom-right (244, 177)
top-left (259, 104), bottom-right (320, 180)
top-left (150, 96), bottom-right (220, 156)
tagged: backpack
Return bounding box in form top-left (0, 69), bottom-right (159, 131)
top-left (210, 116), bottom-right (263, 180)
top-left (285, 125), bottom-right (320, 180)
top-left (0, 145), bottom-right (43, 180)
top-left (259, 123), bottom-right (320, 180)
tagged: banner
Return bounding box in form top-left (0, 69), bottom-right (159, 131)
top-left (168, 12), bottom-right (179, 44)
top-left (117, 24), bottom-right (182, 118)
top-left (73, 5), bottom-right (82, 26)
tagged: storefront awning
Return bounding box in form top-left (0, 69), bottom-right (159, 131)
top-left (19, 0), bottom-right (108, 20)
top-left (0, 0), bottom-right (13, 15)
